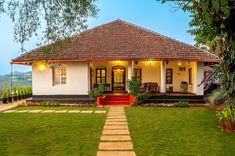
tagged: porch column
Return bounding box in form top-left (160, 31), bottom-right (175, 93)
top-left (194, 62), bottom-right (204, 95)
top-left (87, 62), bottom-right (93, 91)
top-left (127, 60), bottom-right (133, 92)
top-left (160, 60), bottom-right (166, 93)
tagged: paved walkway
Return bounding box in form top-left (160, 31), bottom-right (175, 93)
top-left (2, 109), bottom-right (106, 114)
top-left (0, 100), bottom-right (26, 112)
top-left (97, 107), bottom-right (136, 156)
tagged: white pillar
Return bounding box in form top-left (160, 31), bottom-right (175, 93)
top-left (128, 60), bottom-right (133, 80)
top-left (194, 62), bottom-right (204, 95)
top-left (127, 61), bottom-right (133, 92)
top-left (160, 61), bottom-right (166, 93)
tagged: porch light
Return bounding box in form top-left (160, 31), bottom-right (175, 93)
top-left (116, 60), bottom-right (120, 65)
top-left (145, 61), bottom-right (152, 66)
top-left (177, 62), bottom-right (182, 66)
top-left (37, 61), bottom-right (48, 71)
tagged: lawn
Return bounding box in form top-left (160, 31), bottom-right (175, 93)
top-left (125, 107), bottom-right (235, 156)
top-left (0, 109), bottom-right (106, 155)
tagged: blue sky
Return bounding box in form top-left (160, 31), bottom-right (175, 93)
top-left (0, 0), bottom-right (194, 75)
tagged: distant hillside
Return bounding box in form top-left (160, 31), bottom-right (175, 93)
top-left (0, 71), bottom-right (32, 93)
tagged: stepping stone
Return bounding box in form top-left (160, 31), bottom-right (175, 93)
top-left (105, 122), bottom-right (127, 125)
top-left (28, 110), bottom-right (42, 113)
top-left (54, 110), bottom-right (67, 113)
top-left (97, 151), bottom-right (136, 156)
top-left (3, 110), bottom-right (16, 113)
top-left (99, 142), bottom-right (133, 150)
top-left (95, 110), bottom-right (106, 113)
top-left (16, 110), bottom-right (29, 113)
top-left (103, 130), bottom-right (130, 135)
top-left (104, 125), bottom-right (128, 130)
top-left (80, 110), bottom-right (93, 113)
top-left (107, 116), bottom-right (126, 119)
top-left (106, 119), bottom-right (127, 122)
top-left (100, 135), bottom-right (131, 141)
top-left (41, 110), bottom-right (55, 113)
top-left (68, 110), bottom-right (80, 113)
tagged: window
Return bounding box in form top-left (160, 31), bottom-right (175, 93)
top-left (189, 68), bottom-right (192, 85)
top-left (96, 68), bottom-right (106, 84)
top-left (134, 68), bottom-right (142, 83)
top-left (53, 66), bottom-right (67, 85)
top-left (166, 69), bottom-right (173, 84)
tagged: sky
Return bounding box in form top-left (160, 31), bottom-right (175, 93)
top-left (0, 0), bottom-right (194, 75)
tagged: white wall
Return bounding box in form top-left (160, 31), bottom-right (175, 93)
top-left (32, 62), bottom-right (89, 95)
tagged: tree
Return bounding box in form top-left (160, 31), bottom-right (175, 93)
top-left (162, 0), bottom-right (235, 107)
top-left (0, 0), bottom-right (98, 51)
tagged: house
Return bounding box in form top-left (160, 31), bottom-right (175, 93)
top-left (11, 19), bottom-right (220, 105)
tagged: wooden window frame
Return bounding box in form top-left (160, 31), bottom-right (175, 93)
top-left (189, 68), bottom-right (192, 85)
top-left (53, 66), bottom-right (68, 86)
top-left (166, 69), bottom-right (173, 84)
top-left (96, 68), bottom-right (106, 84)
top-left (133, 68), bottom-right (142, 83)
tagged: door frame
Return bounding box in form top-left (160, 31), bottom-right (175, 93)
top-left (112, 66), bottom-right (126, 92)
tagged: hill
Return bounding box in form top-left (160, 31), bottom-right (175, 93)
top-left (0, 71), bottom-right (32, 94)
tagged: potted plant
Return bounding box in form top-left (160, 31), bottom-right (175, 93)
top-left (12, 86), bottom-right (18, 101)
top-left (2, 86), bottom-right (8, 103)
top-left (7, 86), bottom-right (13, 103)
top-left (88, 83), bottom-right (105, 105)
top-left (18, 86), bottom-right (22, 100)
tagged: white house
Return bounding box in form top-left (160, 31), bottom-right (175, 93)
top-left (11, 20), bottom-right (220, 105)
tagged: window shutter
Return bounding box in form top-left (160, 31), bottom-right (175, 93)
top-left (52, 67), bottom-right (55, 86)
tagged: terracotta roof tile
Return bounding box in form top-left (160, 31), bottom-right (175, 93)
top-left (12, 19), bottom-right (220, 63)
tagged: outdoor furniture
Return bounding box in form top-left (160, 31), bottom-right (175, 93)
top-left (139, 82), bottom-right (159, 93)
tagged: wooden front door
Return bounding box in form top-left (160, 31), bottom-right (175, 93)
top-left (112, 66), bottom-right (125, 92)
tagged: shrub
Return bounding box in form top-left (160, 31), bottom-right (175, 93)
top-left (208, 89), bottom-right (226, 105)
top-left (2, 86), bottom-right (9, 99)
top-left (88, 83), bottom-right (105, 100)
top-left (217, 105), bottom-right (235, 121)
top-left (40, 101), bottom-right (60, 107)
top-left (175, 100), bottom-right (189, 107)
top-left (128, 77), bottom-right (150, 104)
top-left (136, 91), bottom-right (150, 104)
top-left (128, 76), bottom-right (141, 96)
top-left (13, 86), bottom-right (17, 96)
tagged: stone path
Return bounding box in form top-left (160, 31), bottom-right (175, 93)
top-left (97, 107), bottom-right (136, 156)
top-left (1, 110), bottom-right (106, 114)
top-left (0, 100), bottom-right (26, 112)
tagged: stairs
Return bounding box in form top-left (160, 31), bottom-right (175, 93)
top-left (101, 95), bottom-right (131, 106)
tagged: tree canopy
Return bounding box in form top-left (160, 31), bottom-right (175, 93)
top-left (0, 0), bottom-right (99, 50)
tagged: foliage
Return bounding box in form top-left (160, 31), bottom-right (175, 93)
top-left (2, 86), bottom-right (9, 98)
top-left (208, 89), bottom-right (227, 105)
top-left (128, 76), bottom-right (141, 96)
top-left (12, 86), bottom-right (17, 96)
top-left (0, 0), bottom-right (99, 51)
top-left (40, 101), bottom-right (60, 107)
top-left (175, 100), bottom-right (189, 107)
top-left (88, 83), bottom-right (105, 100)
top-left (136, 91), bottom-right (150, 104)
top-left (217, 105), bottom-right (235, 121)
top-left (128, 77), bottom-right (150, 104)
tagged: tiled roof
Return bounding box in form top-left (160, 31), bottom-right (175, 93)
top-left (12, 19), bottom-right (220, 63)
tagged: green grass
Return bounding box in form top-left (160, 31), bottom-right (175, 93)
top-left (13, 106), bottom-right (108, 110)
top-left (0, 112), bottom-right (106, 155)
top-left (125, 107), bottom-right (235, 156)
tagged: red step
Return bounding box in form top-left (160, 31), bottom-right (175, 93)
top-left (101, 95), bottom-right (131, 105)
